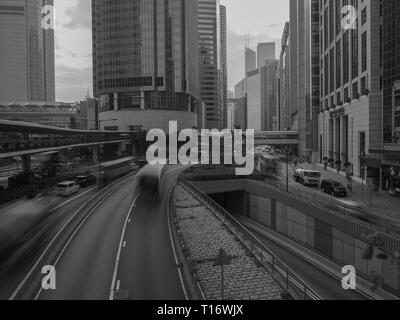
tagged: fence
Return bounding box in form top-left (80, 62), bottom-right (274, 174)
top-left (253, 178), bottom-right (400, 257)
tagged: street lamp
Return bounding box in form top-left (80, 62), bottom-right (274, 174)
top-left (96, 119), bottom-right (117, 188)
top-left (82, 118), bottom-right (117, 187)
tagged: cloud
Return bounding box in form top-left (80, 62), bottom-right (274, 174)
top-left (55, 64), bottom-right (92, 102)
top-left (63, 0), bottom-right (91, 30)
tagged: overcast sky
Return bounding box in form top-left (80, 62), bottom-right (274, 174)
top-left (54, 0), bottom-right (289, 102)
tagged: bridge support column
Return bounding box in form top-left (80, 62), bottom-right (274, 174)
top-left (130, 142), bottom-right (137, 156)
top-left (92, 146), bottom-right (99, 164)
top-left (117, 143), bottom-right (123, 157)
top-left (22, 154), bottom-right (31, 173)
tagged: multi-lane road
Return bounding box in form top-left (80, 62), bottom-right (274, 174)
top-left (0, 165), bottom-right (187, 300)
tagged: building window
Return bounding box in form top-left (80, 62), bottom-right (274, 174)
top-left (361, 31), bottom-right (367, 72)
top-left (352, 82), bottom-right (359, 99)
top-left (361, 7), bottom-right (367, 26)
top-left (343, 31), bottom-right (350, 85)
top-left (361, 77), bottom-right (367, 95)
top-left (344, 87), bottom-right (349, 102)
top-left (351, 20), bottom-right (359, 80)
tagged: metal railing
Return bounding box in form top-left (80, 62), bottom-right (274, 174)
top-left (168, 187), bottom-right (207, 300)
top-left (178, 177), bottom-right (323, 300)
top-left (251, 178), bottom-right (400, 255)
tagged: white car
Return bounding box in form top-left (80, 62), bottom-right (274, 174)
top-left (57, 181), bottom-right (80, 197)
top-left (294, 169), bottom-right (321, 186)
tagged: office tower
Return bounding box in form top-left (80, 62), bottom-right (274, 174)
top-left (375, 0), bottom-right (400, 185)
top-left (234, 79), bottom-right (247, 99)
top-left (247, 69), bottom-right (262, 130)
top-left (318, 0), bottom-right (382, 180)
top-left (220, 4), bottom-right (228, 129)
top-left (263, 60), bottom-right (278, 131)
top-left (92, 0), bottom-right (199, 132)
top-left (289, 0), bottom-right (319, 161)
top-left (247, 60), bottom-right (278, 131)
top-left (227, 99), bottom-right (237, 130)
top-left (235, 95), bottom-right (248, 130)
top-left (277, 22), bottom-right (290, 131)
top-left (198, 0), bottom-right (222, 130)
top-left (245, 47), bottom-right (257, 74)
top-left (0, 0), bottom-right (55, 104)
top-left (257, 42), bottom-right (275, 68)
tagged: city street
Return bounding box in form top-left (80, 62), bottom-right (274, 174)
top-left (38, 165), bottom-right (187, 300)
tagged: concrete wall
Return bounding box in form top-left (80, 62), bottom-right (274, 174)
top-left (193, 179), bottom-right (400, 292)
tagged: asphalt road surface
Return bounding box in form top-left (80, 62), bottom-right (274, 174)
top-left (39, 165), bottom-right (187, 300)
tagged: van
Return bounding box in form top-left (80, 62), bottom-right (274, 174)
top-left (57, 181), bottom-right (80, 197)
top-left (294, 169), bottom-right (321, 186)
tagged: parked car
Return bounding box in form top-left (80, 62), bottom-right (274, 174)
top-left (321, 179), bottom-right (347, 197)
top-left (75, 175), bottom-right (97, 187)
top-left (294, 169), bottom-right (321, 186)
top-left (57, 181), bottom-right (80, 197)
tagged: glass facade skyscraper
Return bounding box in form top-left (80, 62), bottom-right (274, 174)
top-left (92, 0), bottom-right (199, 131)
top-left (198, 0), bottom-right (222, 130)
top-left (0, 0), bottom-right (55, 104)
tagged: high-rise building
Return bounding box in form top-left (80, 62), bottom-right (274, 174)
top-left (245, 47), bottom-right (257, 74)
top-left (220, 4), bottom-right (228, 129)
top-left (277, 22), bottom-right (290, 131)
top-left (289, 0), bottom-right (319, 161)
top-left (263, 60), bottom-right (278, 131)
top-left (318, 0), bottom-right (382, 181)
top-left (257, 42), bottom-right (275, 68)
top-left (92, 0), bottom-right (199, 132)
top-left (0, 0), bottom-right (55, 104)
top-left (199, 0), bottom-right (223, 130)
top-left (234, 79), bottom-right (247, 99)
top-left (227, 98), bottom-right (237, 130)
top-left (235, 95), bottom-right (248, 130)
top-left (374, 0), bottom-right (400, 185)
top-left (247, 60), bottom-right (278, 132)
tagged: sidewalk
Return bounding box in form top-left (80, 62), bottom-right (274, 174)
top-left (299, 162), bottom-right (400, 219)
top-left (174, 184), bottom-right (288, 300)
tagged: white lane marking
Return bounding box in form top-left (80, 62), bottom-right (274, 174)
top-left (50, 187), bottom-right (96, 213)
top-left (109, 193), bottom-right (140, 300)
top-left (116, 280), bottom-right (121, 291)
top-left (9, 186), bottom-right (107, 300)
top-left (166, 185), bottom-right (189, 301)
top-left (10, 173), bottom-right (135, 300)
top-left (34, 183), bottom-right (128, 300)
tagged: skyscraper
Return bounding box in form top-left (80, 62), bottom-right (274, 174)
top-left (245, 47), bottom-right (257, 74)
top-left (257, 42), bottom-right (275, 68)
top-left (0, 0), bottom-right (55, 104)
top-left (262, 60), bottom-right (278, 131)
top-left (247, 60), bottom-right (278, 132)
top-left (277, 22), bottom-right (290, 131)
top-left (198, 0), bottom-right (222, 130)
top-left (375, 0), bottom-right (400, 184)
top-left (220, 4), bottom-right (228, 129)
top-left (289, 0), bottom-right (319, 161)
top-left (92, 0), bottom-right (199, 131)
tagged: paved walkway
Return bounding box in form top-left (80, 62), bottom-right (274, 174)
top-left (174, 185), bottom-right (288, 300)
top-left (298, 162), bottom-right (400, 219)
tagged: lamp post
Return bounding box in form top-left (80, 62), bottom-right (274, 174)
top-left (82, 118), bottom-right (118, 187)
top-left (96, 119), bottom-right (117, 188)
top-left (286, 145), bottom-right (289, 193)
